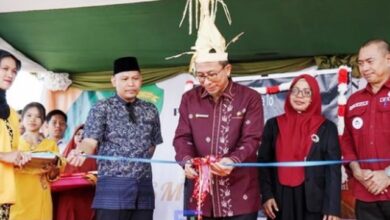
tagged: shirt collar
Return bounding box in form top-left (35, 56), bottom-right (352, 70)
top-left (364, 78), bottom-right (390, 94)
top-left (115, 94), bottom-right (138, 105)
top-left (200, 80), bottom-right (235, 100)
top-left (384, 79), bottom-right (390, 89)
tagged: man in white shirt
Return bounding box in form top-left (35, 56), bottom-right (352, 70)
top-left (46, 109), bottom-right (68, 154)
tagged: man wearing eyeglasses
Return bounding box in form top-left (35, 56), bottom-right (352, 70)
top-left (67, 57), bottom-right (163, 220)
top-left (173, 52), bottom-right (264, 219)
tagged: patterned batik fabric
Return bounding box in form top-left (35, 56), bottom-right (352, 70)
top-left (84, 95), bottom-right (163, 179)
top-left (174, 81), bottom-right (264, 217)
top-left (84, 95), bottom-right (163, 209)
top-left (0, 204), bottom-right (10, 220)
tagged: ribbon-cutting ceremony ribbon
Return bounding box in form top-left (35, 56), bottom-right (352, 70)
top-left (77, 154), bottom-right (390, 168)
top-left (29, 151), bottom-right (390, 167)
top-left (190, 156), bottom-right (218, 220)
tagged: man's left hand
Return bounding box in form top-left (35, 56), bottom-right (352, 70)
top-left (210, 157), bottom-right (234, 176)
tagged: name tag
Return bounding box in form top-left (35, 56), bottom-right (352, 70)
top-left (349, 101), bottom-right (368, 111)
top-left (379, 97), bottom-right (390, 103)
top-left (195, 114), bottom-right (209, 118)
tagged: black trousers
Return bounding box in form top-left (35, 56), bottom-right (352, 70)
top-left (96, 209), bottom-right (153, 220)
top-left (187, 212), bottom-right (258, 220)
top-left (355, 200), bottom-right (390, 220)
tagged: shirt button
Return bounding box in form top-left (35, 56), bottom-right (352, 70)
top-left (370, 141), bottom-right (374, 145)
top-left (205, 137), bottom-right (211, 143)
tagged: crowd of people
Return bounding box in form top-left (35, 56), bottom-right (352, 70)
top-left (1, 38), bottom-right (390, 220)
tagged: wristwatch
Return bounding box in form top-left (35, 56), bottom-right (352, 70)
top-left (385, 166), bottom-right (390, 177)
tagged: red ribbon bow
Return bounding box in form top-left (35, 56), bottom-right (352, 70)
top-left (191, 155), bottom-right (218, 220)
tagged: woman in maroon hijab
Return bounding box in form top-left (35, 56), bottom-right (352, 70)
top-left (55, 124), bottom-right (97, 220)
top-left (258, 74), bottom-right (341, 220)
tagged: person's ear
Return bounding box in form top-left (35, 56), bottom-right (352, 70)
top-left (225, 64), bottom-right (232, 77)
top-left (139, 73), bottom-right (143, 85)
top-left (42, 122), bottom-right (49, 137)
top-left (111, 75), bottom-right (116, 87)
top-left (386, 53), bottom-right (390, 67)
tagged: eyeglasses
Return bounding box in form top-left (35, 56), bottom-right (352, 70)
top-left (291, 87), bottom-right (312, 97)
top-left (195, 67), bottom-right (225, 82)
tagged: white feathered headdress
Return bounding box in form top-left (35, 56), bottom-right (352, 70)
top-left (166, 0), bottom-right (243, 71)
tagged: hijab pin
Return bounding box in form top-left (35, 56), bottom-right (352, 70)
top-left (311, 134), bottom-right (319, 143)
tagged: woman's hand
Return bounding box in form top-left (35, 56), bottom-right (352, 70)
top-left (263, 198), bottom-right (279, 219)
top-left (0, 151), bottom-right (31, 167)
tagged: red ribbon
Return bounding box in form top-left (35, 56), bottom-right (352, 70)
top-left (191, 156), bottom-right (217, 220)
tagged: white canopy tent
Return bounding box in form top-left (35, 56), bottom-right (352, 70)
top-left (0, 0), bottom-right (157, 13)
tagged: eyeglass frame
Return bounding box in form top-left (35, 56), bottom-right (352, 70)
top-left (195, 66), bottom-right (227, 82)
top-left (290, 87), bottom-right (312, 97)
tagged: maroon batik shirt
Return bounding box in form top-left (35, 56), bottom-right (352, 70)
top-left (173, 81), bottom-right (264, 217)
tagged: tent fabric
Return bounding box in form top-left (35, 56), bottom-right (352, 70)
top-left (0, 1), bottom-right (387, 75)
top-left (0, 0), bottom-right (375, 90)
top-left (70, 56), bottom-right (360, 91)
top-left (70, 57), bottom-right (314, 90)
top-left (70, 66), bottom-right (188, 90)
top-left (0, 37), bottom-right (48, 73)
top-left (0, 0), bottom-right (157, 13)
top-left (315, 55), bottom-right (360, 77)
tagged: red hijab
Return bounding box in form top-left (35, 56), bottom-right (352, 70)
top-left (63, 124), bottom-right (97, 174)
top-left (276, 74), bottom-right (325, 186)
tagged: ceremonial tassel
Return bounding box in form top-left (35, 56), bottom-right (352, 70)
top-left (337, 66), bottom-right (349, 135)
top-left (266, 85), bottom-right (280, 94)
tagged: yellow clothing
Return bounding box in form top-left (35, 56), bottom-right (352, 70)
top-left (0, 108), bottom-right (20, 204)
top-left (10, 138), bottom-right (59, 220)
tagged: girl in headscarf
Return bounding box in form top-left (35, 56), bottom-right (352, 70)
top-left (55, 124), bottom-right (96, 220)
top-left (258, 74), bottom-right (341, 220)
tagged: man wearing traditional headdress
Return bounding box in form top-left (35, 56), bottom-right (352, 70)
top-left (173, 47), bottom-right (264, 220)
top-left (173, 2), bottom-right (264, 217)
top-left (169, 0), bottom-right (263, 218)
